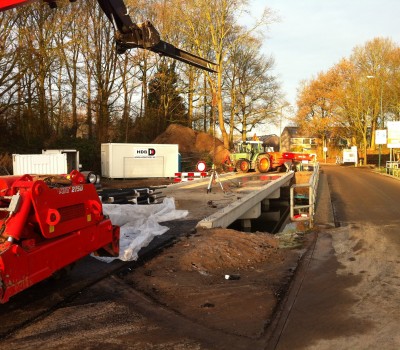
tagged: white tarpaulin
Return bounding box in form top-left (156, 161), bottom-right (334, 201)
top-left (95, 197), bottom-right (188, 262)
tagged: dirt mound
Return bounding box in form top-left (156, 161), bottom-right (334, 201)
top-left (145, 228), bottom-right (282, 273)
top-left (153, 124), bottom-right (197, 153)
top-left (152, 124), bottom-right (230, 165)
top-left (194, 132), bottom-right (218, 152)
top-left (178, 228), bottom-right (280, 272)
top-left (213, 144), bottom-right (231, 166)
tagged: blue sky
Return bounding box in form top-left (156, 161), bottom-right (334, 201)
top-left (249, 0), bottom-right (400, 109)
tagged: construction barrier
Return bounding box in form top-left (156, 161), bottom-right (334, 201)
top-left (174, 172), bottom-right (208, 182)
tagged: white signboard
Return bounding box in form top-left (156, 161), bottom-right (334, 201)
top-left (387, 121), bottom-right (400, 148)
top-left (375, 129), bottom-right (387, 145)
top-left (342, 146), bottom-right (358, 164)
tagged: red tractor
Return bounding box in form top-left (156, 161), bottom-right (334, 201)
top-left (223, 140), bottom-right (317, 173)
top-left (224, 141), bottom-right (292, 173)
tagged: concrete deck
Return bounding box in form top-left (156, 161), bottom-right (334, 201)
top-left (162, 171), bottom-right (294, 230)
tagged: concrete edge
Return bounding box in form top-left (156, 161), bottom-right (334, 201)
top-left (313, 170), bottom-right (335, 227)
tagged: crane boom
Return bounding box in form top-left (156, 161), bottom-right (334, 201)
top-left (0, 0), bottom-right (217, 72)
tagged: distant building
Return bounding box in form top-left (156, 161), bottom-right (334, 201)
top-left (280, 127), bottom-right (319, 152)
top-left (259, 134), bottom-right (279, 151)
top-left (245, 134), bottom-right (280, 151)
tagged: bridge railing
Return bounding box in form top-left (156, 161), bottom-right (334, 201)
top-left (290, 163), bottom-right (320, 227)
top-left (386, 161), bottom-right (400, 177)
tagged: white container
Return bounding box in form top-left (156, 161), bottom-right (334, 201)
top-left (13, 154), bottom-right (67, 175)
top-left (101, 143), bottom-right (179, 178)
top-left (42, 149), bottom-right (80, 172)
top-left (342, 147), bottom-right (358, 164)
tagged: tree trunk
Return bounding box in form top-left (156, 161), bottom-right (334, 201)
top-left (86, 70), bottom-right (93, 140)
top-left (216, 68), bottom-right (229, 148)
top-left (122, 55), bottom-right (130, 142)
top-left (203, 74), bottom-right (208, 132)
top-left (71, 60), bottom-right (78, 138)
top-left (188, 68), bottom-right (194, 128)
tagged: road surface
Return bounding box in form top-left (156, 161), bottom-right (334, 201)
top-left (273, 165), bottom-right (400, 349)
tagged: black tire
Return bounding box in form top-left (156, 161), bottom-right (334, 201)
top-left (256, 154), bottom-right (271, 173)
top-left (236, 159), bottom-right (250, 173)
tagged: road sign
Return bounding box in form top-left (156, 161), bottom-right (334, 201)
top-left (387, 121), bottom-right (400, 148)
top-left (375, 129), bottom-right (387, 145)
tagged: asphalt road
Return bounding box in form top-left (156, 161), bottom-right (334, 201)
top-left (273, 165), bottom-right (400, 349)
top-left (328, 165), bottom-right (400, 227)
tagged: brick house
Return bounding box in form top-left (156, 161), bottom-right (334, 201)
top-left (280, 127), bottom-right (319, 153)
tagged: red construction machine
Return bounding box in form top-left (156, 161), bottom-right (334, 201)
top-left (0, 171), bottom-right (119, 303)
top-left (0, 0), bottom-right (215, 303)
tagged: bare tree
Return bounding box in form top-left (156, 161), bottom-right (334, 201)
top-left (226, 32), bottom-right (280, 142)
top-left (81, 1), bottom-right (119, 143)
top-left (176, 0), bottom-right (276, 148)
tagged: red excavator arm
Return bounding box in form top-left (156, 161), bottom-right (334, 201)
top-left (0, 0), bottom-right (217, 72)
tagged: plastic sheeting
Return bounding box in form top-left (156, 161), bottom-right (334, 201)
top-left (95, 197), bottom-right (188, 262)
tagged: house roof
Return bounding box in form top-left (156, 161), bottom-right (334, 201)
top-left (282, 126), bottom-right (319, 138)
top-left (282, 126), bottom-right (300, 137)
top-left (245, 134), bottom-right (278, 142)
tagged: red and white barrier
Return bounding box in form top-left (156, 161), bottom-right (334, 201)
top-left (174, 172), bottom-right (208, 182)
